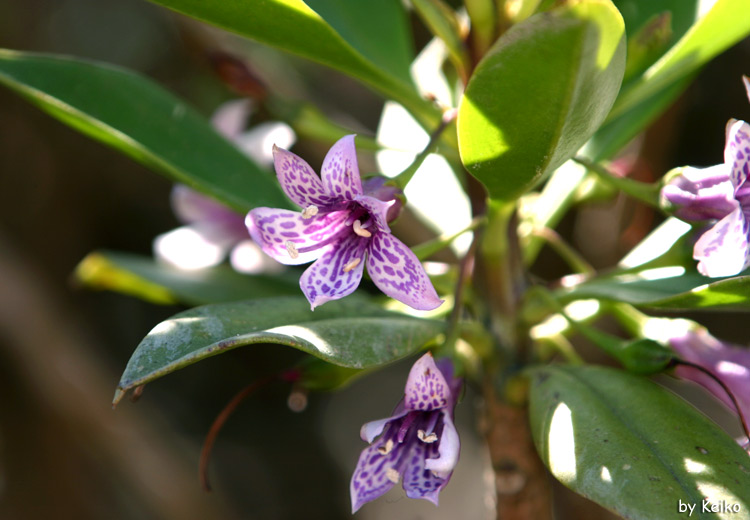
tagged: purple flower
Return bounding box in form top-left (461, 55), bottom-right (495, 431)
top-left (246, 135), bottom-right (443, 310)
top-left (350, 353), bottom-right (461, 512)
top-left (660, 165), bottom-right (736, 221)
top-left (669, 329), bottom-right (750, 441)
top-left (665, 119), bottom-right (750, 277)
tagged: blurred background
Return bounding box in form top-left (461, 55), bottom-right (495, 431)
top-left (0, 0), bottom-right (749, 518)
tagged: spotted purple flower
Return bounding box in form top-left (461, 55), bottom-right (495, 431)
top-left (246, 135), bottom-right (443, 310)
top-left (350, 353), bottom-right (461, 512)
top-left (669, 329), bottom-right (750, 444)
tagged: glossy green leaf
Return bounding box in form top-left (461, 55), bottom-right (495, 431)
top-left (0, 49), bottom-right (289, 212)
top-left (559, 267), bottom-right (750, 310)
top-left (146, 0), bottom-right (437, 126)
top-left (458, 0), bottom-right (626, 200)
top-left (115, 297), bottom-right (444, 402)
top-left (75, 251), bottom-right (300, 305)
top-left (529, 364), bottom-right (750, 519)
top-left (589, 0), bottom-right (750, 159)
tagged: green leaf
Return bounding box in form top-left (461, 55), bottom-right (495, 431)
top-left (589, 0), bottom-right (750, 159)
top-left (146, 0), bottom-right (437, 126)
top-left (529, 364), bottom-right (750, 519)
top-left (75, 251), bottom-right (301, 305)
top-left (0, 49), bottom-right (289, 212)
top-left (115, 297), bottom-right (444, 403)
top-left (559, 266), bottom-right (750, 310)
top-left (458, 0), bottom-right (626, 200)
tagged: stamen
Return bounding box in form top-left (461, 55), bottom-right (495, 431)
top-left (343, 257), bottom-right (361, 273)
top-left (285, 240), bottom-right (299, 259)
top-left (301, 205), bottom-right (319, 219)
top-left (353, 219), bottom-right (372, 238)
top-left (418, 429), bottom-right (438, 443)
top-left (385, 468), bottom-right (400, 484)
top-left (377, 439), bottom-right (395, 455)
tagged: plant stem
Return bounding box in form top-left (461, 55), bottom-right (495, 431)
top-left (573, 155), bottom-right (660, 206)
top-left (393, 108), bottom-right (458, 189)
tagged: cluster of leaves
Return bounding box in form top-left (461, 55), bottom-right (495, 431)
top-left (3, 0), bottom-right (750, 517)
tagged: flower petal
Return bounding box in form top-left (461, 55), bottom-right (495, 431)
top-left (360, 406), bottom-right (410, 443)
top-left (404, 353), bottom-right (452, 412)
top-left (273, 145), bottom-right (338, 208)
top-left (321, 135), bottom-right (363, 200)
top-left (210, 99), bottom-right (252, 139)
top-left (660, 165), bottom-right (736, 221)
top-left (355, 194), bottom-right (395, 233)
top-left (366, 233), bottom-right (443, 310)
top-left (694, 207), bottom-right (750, 277)
top-left (246, 207), bottom-right (348, 265)
top-left (402, 439), bottom-right (449, 505)
top-left (350, 435), bottom-right (405, 513)
top-left (725, 119), bottom-right (750, 191)
top-left (299, 233), bottom-right (368, 309)
top-left (234, 121), bottom-right (296, 168)
top-left (171, 185), bottom-right (247, 241)
top-left (424, 412), bottom-right (460, 478)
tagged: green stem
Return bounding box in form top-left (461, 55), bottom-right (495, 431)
top-left (393, 108), bottom-right (458, 189)
top-left (412, 216), bottom-right (485, 260)
top-left (529, 227), bottom-right (594, 275)
top-left (573, 156), bottom-right (660, 206)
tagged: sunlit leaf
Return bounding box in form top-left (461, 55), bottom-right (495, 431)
top-left (75, 251), bottom-right (300, 305)
top-left (115, 297), bottom-right (444, 403)
top-left (458, 0), bottom-right (625, 200)
top-left (529, 364), bottom-right (750, 519)
top-left (0, 49), bottom-right (289, 212)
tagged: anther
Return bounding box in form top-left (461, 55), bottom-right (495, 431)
top-left (377, 439), bottom-right (394, 455)
top-left (343, 257), bottom-right (361, 273)
top-left (285, 240), bottom-right (299, 259)
top-left (418, 430), bottom-right (438, 443)
top-left (385, 468), bottom-right (400, 484)
top-left (301, 205), bottom-right (319, 219)
top-left (353, 220), bottom-right (372, 238)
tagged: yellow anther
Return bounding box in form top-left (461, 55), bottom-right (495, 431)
top-left (385, 468), bottom-right (400, 484)
top-left (353, 220), bottom-right (372, 238)
top-left (301, 205), bottom-right (319, 219)
top-left (285, 240), bottom-right (299, 259)
top-left (377, 439), bottom-right (395, 455)
top-left (343, 257), bottom-right (361, 273)
top-left (418, 430), bottom-right (438, 443)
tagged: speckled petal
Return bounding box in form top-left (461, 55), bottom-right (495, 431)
top-left (366, 233), bottom-right (443, 310)
top-left (273, 145), bottom-right (338, 208)
top-left (246, 207), bottom-right (348, 265)
top-left (725, 120), bottom-right (750, 191)
top-left (299, 233), bottom-right (368, 309)
top-left (404, 353), bottom-right (451, 412)
top-left (321, 135), bottom-right (363, 201)
top-left (402, 439), bottom-right (449, 505)
top-left (350, 431), bottom-right (408, 513)
top-left (360, 406), bottom-right (409, 443)
top-left (694, 207), bottom-right (750, 277)
top-left (660, 165), bottom-right (736, 221)
top-left (424, 413), bottom-right (460, 478)
top-left (355, 194), bottom-right (395, 233)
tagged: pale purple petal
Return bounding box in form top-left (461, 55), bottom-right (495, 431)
top-left (246, 207), bottom-right (348, 265)
top-left (402, 440), bottom-right (448, 505)
top-left (671, 330), bottom-right (750, 433)
top-left (299, 233), bottom-right (368, 309)
top-left (234, 121), bottom-right (296, 168)
top-left (273, 145), bottom-right (338, 208)
top-left (210, 99), bottom-right (252, 139)
top-left (350, 441), bottom-right (400, 513)
top-left (366, 233), bottom-right (444, 310)
top-left (321, 135), bottom-right (363, 201)
top-left (361, 406), bottom-right (410, 443)
top-left (694, 207), bottom-right (750, 277)
top-left (660, 165), bottom-right (736, 221)
top-left (424, 412), bottom-right (460, 478)
top-left (744, 76), bottom-right (750, 103)
top-left (355, 194), bottom-right (395, 233)
top-left (171, 185), bottom-right (248, 242)
top-left (725, 119), bottom-right (750, 191)
top-left (404, 353), bottom-right (451, 412)
top-left (363, 176), bottom-right (403, 223)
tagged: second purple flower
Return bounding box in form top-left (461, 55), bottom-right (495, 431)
top-left (247, 135), bottom-right (443, 310)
